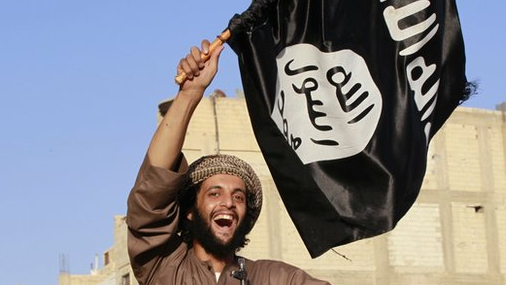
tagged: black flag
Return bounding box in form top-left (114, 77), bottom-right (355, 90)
top-left (228, 0), bottom-right (471, 258)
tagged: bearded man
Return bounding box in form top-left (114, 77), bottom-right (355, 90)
top-left (126, 39), bottom-right (332, 285)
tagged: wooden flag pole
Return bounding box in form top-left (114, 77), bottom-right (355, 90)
top-left (174, 29), bottom-right (231, 85)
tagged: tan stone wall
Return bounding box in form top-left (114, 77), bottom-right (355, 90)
top-left (58, 274), bottom-right (111, 285)
top-left (63, 98), bottom-right (506, 285)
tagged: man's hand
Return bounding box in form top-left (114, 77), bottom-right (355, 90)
top-left (177, 39), bottom-right (224, 97)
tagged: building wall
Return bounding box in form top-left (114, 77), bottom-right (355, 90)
top-left (61, 97), bottom-right (506, 285)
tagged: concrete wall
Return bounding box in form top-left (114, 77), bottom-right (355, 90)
top-left (61, 97), bottom-right (506, 285)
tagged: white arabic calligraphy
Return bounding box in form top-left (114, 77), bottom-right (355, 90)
top-left (272, 45), bottom-right (382, 164)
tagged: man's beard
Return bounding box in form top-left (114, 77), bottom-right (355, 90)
top-left (190, 207), bottom-right (249, 259)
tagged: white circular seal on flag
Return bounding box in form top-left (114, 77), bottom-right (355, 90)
top-left (271, 44), bottom-right (383, 164)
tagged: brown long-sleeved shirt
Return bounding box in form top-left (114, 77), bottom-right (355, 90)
top-left (126, 155), bottom-right (332, 285)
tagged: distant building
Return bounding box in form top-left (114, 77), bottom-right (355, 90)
top-left (60, 96), bottom-right (506, 285)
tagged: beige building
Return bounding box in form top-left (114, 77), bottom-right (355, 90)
top-left (59, 95), bottom-right (506, 285)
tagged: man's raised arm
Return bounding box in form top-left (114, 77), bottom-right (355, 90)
top-left (148, 40), bottom-right (223, 170)
top-left (126, 40), bottom-right (224, 284)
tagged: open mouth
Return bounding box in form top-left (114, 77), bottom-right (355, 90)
top-left (213, 214), bottom-right (234, 228)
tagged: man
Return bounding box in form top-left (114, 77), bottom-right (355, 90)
top-left (126, 39), bottom-right (332, 285)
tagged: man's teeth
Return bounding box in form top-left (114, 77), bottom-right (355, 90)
top-left (214, 214), bottom-right (233, 221)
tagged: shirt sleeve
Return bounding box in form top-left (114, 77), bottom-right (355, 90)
top-left (126, 153), bottom-right (188, 284)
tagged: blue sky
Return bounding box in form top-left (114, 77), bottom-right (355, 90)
top-left (0, 1), bottom-right (504, 285)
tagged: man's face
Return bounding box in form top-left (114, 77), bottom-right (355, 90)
top-left (188, 174), bottom-right (247, 247)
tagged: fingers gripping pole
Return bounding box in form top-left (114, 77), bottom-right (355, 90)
top-left (174, 29), bottom-right (231, 85)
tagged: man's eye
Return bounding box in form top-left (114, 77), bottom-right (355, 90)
top-left (209, 192), bottom-right (219, 197)
top-left (233, 195), bottom-right (245, 202)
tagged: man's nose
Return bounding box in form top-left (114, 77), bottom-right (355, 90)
top-left (220, 193), bottom-right (235, 208)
